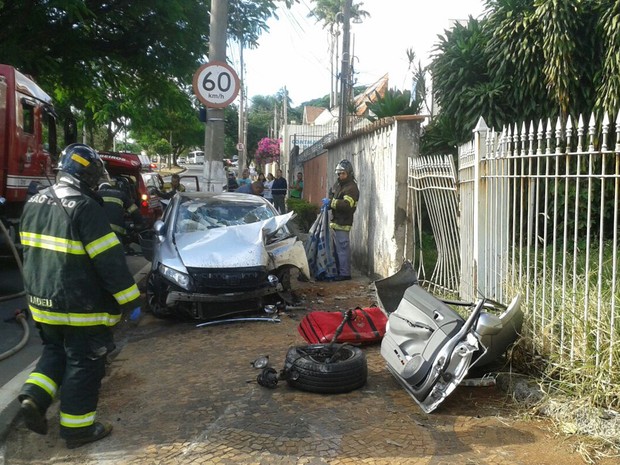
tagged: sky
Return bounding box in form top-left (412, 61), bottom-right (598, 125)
top-left (229, 0), bottom-right (486, 107)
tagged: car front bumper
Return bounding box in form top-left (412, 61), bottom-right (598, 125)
top-left (165, 283), bottom-right (284, 305)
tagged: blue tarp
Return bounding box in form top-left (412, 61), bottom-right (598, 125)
top-left (304, 207), bottom-right (337, 281)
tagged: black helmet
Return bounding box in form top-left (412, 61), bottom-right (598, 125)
top-left (115, 177), bottom-right (131, 196)
top-left (57, 143), bottom-right (104, 189)
top-left (335, 159), bottom-right (353, 176)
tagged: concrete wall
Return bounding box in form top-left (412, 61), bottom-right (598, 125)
top-left (314, 116), bottom-right (423, 279)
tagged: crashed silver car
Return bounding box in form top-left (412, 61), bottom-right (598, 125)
top-left (141, 192), bottom-right (310, 320)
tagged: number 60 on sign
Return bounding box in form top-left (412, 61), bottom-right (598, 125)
top-left (192, 61), bottom-right (240, 108)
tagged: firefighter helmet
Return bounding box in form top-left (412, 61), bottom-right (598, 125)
top-left (57, 143), bottom-right (104, 189)
top-left (334, 159), bottom-right (354, 176)
top-left (114, 177), bottom-right (132, 197)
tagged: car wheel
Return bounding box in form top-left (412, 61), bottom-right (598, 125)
top-left (146, 271), bottom-right (171, 319)
top-left (283, 344), bottom-right (367, 394)
top-left (277, 268), bottom-right (291, 291)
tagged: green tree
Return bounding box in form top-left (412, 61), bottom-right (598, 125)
top-left (308, 0), bottom-right (370, 105)
top-left (247, 95), bottom-right (277, 162)
top-left (424, 0), bottom-right (620, 154)
top-left (0, 0), bottom-right (289, 151)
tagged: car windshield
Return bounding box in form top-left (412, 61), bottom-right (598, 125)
top-left (175, 197), bottom-right (275, 232)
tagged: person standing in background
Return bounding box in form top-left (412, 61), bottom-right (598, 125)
top-left (238, 168), bottom-right (251, 187)
top-left (322, 159), bottom-right (359, 281)
top-left (290, 172), bottom-right (303, 199)
top-left (226, 172), bottom-right (239, 191)
top-left (263, 173), bottom-right (274, 203)
top-left (271, 169), bottom-right (287, 214)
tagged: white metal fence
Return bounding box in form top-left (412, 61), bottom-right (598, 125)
top-left (410, 113), bottom-right (620, 383)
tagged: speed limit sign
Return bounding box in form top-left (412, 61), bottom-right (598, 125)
top-left (193, 61), bottom-right (240, 108)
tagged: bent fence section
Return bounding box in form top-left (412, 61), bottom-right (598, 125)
top-left (412, 114), bottom-right (619, 397)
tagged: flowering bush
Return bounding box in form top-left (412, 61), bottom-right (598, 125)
top-left (254, 137), bottom-right (281, 166)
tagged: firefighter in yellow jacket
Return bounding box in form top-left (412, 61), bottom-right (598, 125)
top-left (17, 143), bottom-right (141, 449)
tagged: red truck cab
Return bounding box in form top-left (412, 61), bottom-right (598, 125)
top-left (0, 64), bottom-right (58, 221)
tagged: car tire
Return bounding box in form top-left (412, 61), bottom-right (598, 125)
top-left (146, 271), bottom-right (171, 319)
top-left (277, 268), bottom-right (291, 291)
top-left (283, 344), bottom-right (367, 394)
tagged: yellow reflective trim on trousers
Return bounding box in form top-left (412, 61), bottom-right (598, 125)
top-left (60, 411), bottom-right (96, 428)
top-left (85, 232), bottom-right (120, 258)
top-left (25, 372), bottom-right (58, 398)
top-left (127, 204), bottom-right (138, 213)
top-left (330, 222), bottom-right (351, 231)
top-left (20, 232), bottom-right (86, 255)
top-left (102, 196), bottom-right (123, 206)
top-left (29, 305), bottom-right (122, 327)
top-left (114, 283), bottom-right (140, 305)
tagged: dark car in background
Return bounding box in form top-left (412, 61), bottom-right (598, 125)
top-left (141, 191), bottom-right (310, 320)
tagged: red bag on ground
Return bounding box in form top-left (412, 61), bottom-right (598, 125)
top-left (298, 307), bottom-right (388, 345)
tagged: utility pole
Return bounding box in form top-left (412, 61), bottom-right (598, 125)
top-left (338, 0), bottom-right (352, 138)
top-left (204, 0), bottom-right (228, 191)
top-left (237, 40), bottom-right (246, 171)
top-left (283, 86), bottom-right (288, 125)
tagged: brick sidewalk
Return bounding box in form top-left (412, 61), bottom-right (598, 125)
top-left (2, 277), bottom-right (607, 465)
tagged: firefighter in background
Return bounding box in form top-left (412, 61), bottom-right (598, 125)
top-left (98, 177), bottom-right (144, 254)
top-left (17, 143), bottom-right (141, 449)
top-left (322, 159), bottom-right (359, 281)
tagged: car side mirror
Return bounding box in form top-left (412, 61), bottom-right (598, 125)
top-left (153, 220), bottom-right (166, 239)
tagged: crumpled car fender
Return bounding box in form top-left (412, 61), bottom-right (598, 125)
top-left (268, 237), bottom-right (310, 280)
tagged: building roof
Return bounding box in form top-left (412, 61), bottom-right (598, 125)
top-left (303, 106), bottom-right (326, 125)
top-left (354, 73), bottom-right (389, 116)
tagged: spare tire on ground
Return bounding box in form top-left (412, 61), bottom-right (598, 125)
top-left (283, 343), bottom-right (367, 394)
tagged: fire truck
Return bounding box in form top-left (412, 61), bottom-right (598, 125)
top-left (0, 64), bottom-right (67, 248)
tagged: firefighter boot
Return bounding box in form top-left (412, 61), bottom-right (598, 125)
top-left (20, 397), bottom-right (48, 435)
top-left (65, 422), bottom-right (113, 449)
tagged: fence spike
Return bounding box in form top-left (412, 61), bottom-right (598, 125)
top-left (537, 119), bottom-right (545, 154)
top-left (577, 114), bottom-right (585, 152)
top-left (555, 116), bottom-right (563, 154)
top-left (602, 112), bottom-right (610, 151)
top-left (528, 120), bottom-right (536, 155)
top-left (588, 113), bottom-right (596, 152)
top-left (566, 115), bottom-right (573, 148)
top-left (616, 112), bottom-right (620, 152)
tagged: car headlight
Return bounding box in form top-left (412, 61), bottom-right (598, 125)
top-left (158, 264), bottom-right (191, 289)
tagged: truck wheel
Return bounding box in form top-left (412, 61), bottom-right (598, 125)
top-left (283, 344), bottom-right (367, 394)
top-left (145, 271), bottom-right (171, 319)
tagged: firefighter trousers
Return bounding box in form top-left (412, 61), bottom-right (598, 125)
top-left (19, 323), bottom-right (114, 438)
top-left (332, 229), bottom-right (351, 277)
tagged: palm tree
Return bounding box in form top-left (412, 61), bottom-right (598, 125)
top-left (308, 0), bottom-right (370, 107)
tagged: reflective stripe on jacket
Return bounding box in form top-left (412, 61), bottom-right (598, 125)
top-left (19, 182), bottom-right (140, 326)
top-left (329, 177), bottom-right (359, 229)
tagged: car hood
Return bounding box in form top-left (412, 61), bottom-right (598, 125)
top-left (174, 212), bottom-right (295, 268)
